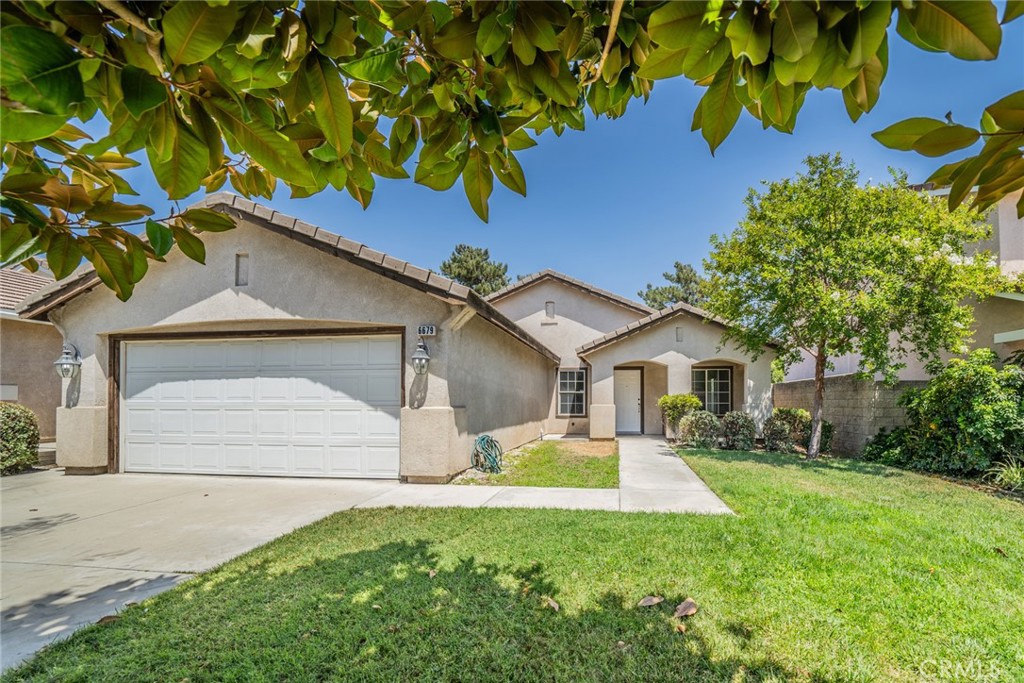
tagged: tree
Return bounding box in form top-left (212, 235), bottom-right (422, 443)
top-left (639, 262), bottom-right (707, 309)
top-left (702, 153), bottom-right (1002, 458)
top-left (1, 1), bottom-right (1021, 299)
top-left (439, 244), bottom-right (510, 295)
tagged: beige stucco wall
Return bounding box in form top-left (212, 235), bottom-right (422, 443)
top-left (583, 314), bottom-right (775, 438)
top-left (489, 278), bottom-right (645, 435)
top-left (47, 217), bottom-right (551, 480)
top-left (0, 317), bottom-right (63, 439)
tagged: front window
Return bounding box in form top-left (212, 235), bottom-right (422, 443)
top-left (558, 369), bottom-right (587, 416)
top-left (692, 367), bottom-right (731, 416)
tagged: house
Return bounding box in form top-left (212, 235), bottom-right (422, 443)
top-left (18, 193), bottom-right (774, 482)
top-left (1, 267), bottom-right (63, 441)
top-left (776, 190), bottom-right (1024, 453)
top-left (487, 272), bottom-right (775, 439)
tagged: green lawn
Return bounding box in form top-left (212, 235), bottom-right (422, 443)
top-left (7, 450), bottom-right (1023, 682)
top-left (455, 439), bottom-right (619, 488)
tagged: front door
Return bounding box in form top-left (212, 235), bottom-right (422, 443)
top-left (614, 369), bottom-right (642, 434)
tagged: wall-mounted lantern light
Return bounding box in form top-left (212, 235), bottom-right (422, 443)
top-left (411, 339), bottom-right (431, 376)
top-left (54, 343), bottom-right (82, 379)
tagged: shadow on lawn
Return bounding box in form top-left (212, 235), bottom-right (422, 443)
top-left (10, 539), bottom-right (853, 683)
top-left (682, 447), bottom-right (901, 478)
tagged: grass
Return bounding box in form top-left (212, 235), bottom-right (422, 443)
top-left (6, 449), bottom-right (1023, 682)
top-left (455, 439), bottom-right (619, 488)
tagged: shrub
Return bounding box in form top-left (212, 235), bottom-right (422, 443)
top-left (863, 350), bottom-right (1024, 475)
top-left (657, 394), bottom-right (703, 428)
top-left (802, 420), bottom-right (835, 454)
top-left (774, 407), bottom-right (810, 443)
top-left (986, 457), bottom-right (1024, 492)
top-left (680, 410), bottom-right (721, 449)
top-left (1, 403), bottom-right (40, 476)
top-left (721, 411), bottom-right (756, 450)
top-left (762, 414), bottom-right (794, 452)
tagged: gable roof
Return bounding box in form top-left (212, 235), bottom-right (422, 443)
top-left (1, 268), bottom-right (52, 312)
top-left (576, 300), bottom-right (779, 355)
top-left (486, 269), bottom-right (655, 316)
top-left (17, 193), bottom-right (558, 364)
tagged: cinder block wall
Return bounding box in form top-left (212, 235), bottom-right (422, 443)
top-left (773, 376), bottom-right (928, 455)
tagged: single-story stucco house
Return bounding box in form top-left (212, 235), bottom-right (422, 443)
top-left (17, 193), bottom-right (774, 482)
top-left (1, 267), bottom-right (63, 440)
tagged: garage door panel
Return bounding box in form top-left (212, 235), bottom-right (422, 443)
top-left (123, 336), bottom-right (401, 478)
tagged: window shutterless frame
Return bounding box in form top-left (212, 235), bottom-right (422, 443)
top-left (692, 367), bottom-right (732, 416)
top-left (556, 368), bottom-right (587, 417)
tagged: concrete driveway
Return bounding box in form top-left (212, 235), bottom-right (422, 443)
top-left (0, 470), bottom-right (399, 670)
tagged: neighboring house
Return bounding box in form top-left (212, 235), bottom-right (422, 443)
top-left (776, 190), bottom-right (1024, 453)
top-left (1, 268), bottom-right (63, 440)
top-left (18, 193), bottom-right (773, 482)
top-left (487, 272), bottom-right (775, 439)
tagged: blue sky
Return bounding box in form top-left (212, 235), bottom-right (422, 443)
top-left (112, 19), bottom-right (1023, 301)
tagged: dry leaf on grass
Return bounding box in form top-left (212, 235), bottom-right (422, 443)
top-left (96, 615), bottom-right (120, 625)
top-left (673, 598), bottom-right (698, 618)
top-left (545, 597), bottom-right (560, 612)
top-left (994, 547), bottom-right (1007, 557)
top-left (675, 623), bottom-right (687, 634)
top-left (428, 569), bottom-right (437, 578)
top-left (637, 595), bottom-right (664, 607)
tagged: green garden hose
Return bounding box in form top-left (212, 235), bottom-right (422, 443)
top-left (472, 435), bottom-right (503, 473)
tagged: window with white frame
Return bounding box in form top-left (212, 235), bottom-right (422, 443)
top-left (692, 367), bottom-right (731, 416)
top-left (557, 369), bottom-right (587, 416)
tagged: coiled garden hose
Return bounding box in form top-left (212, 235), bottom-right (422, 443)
top-left (472, 435), bottom-right (503, 473)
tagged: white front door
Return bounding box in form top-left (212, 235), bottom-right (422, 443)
top-left (121, 335), bottom-right (401, 478)
top-left (614, 369), bottom-right (642, 434)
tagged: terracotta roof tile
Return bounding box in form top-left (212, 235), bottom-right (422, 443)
top-left (1, 269), bottom-right (52, 311)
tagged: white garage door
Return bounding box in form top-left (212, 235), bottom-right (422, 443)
top-left (121, 336), bottom-right (401, 478)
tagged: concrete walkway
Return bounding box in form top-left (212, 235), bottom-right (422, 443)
top-left (1, 440), bottom-right (727, 670)
top-left (617, 436), bottom-right (733, 514)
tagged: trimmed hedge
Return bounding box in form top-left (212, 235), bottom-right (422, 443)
top-left (763, 413), bottom-right (794, 452)
top-left (657, 394), bottom-right (703, 436)
top-left (721, 411), bottom-right (756, 451)
top-left (680, 410), bottom-right (721, 449)
top-left (1, 403), bottom-right (40, 476)
top-left (763, 408), bottom-right (833, 454)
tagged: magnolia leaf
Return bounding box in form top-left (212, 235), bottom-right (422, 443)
top-left (163, 1), bottom-right (239, 65)
top-left (494, 151), bottom-right (527, 196)
top-left (872, 117), bottom-right (947, 150)
top-left (123, 233), bottom-right (149, 283)
top-left (985, 90), bottom-right (1024, 130)
top-left (725, 3), bottom-right (771, 65)
top-left (674, 598), bottom-right (699, 618)
top-left (761, 74), bottom-right (796, 127)
top-left (636, 46), bottom-right (689, 81)
top-left (911, 124), bottom-right (981, 157)
top-left (772, 1), bottom-right (819, 63)
top-left (84, 202), bottom-right (154, 223)
top-left (647, 2), bottom-right (705, 50)
top-left (147, 119), bottom-right (209, 200)
top-left (207, 98), bottom-right (316, 188)
top-left (145, 219), bottom-right (174, 258)
top-left (340, 44), bottom-right (402, 84)
top-left (529, 59), bottom-right (579, 107)
top-left (901, 1), bottom-right (1001, 60)
top-left (79, 236), bottom-right (133, 301)
top-left (506, 129), bottom-right (537, 151)
top-left (182, 208), bottom-right (236, 233)
top-left (0, 222), bottom-right (39, 266)
top-left (637, 596), bottom-right (664, 607)
top-left (698, 61), bottom-right (741, 155)
top-left (46, 232), bottom-right (82, 279)
top-left (0, 109), bottom-right (69, 143)
top-left (0, 25), bottom-right (83, 115)
top-left (170, 225), bottom-right (206, 265)
top-left (842, 1), bottom-right (893, 69)
top-left (433, 14), bottom-right (477, 60)
top-left (121, 65), bottom-right (167, 119)
top-left (1004, 1), bottom-right (1024, 24)
top-left (477, 13), bottom-right (508, 57)
top-left (304, 54), bottom-right (353, 157)
top-left (462, 147), bottom-right (492, 222)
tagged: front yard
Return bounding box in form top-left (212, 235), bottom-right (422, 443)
top-left (454, 439), bottom-right (619, 488)
top-left (6, 449), bottom-right (1022, 682)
